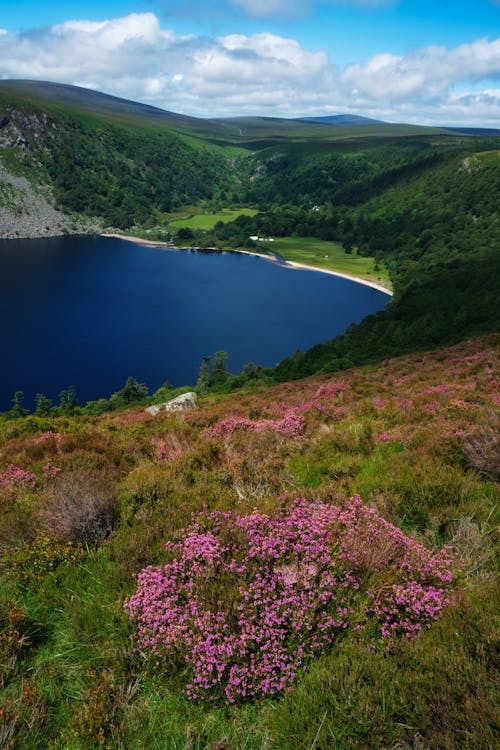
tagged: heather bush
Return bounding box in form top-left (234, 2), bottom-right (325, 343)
top-left (0, 464), bottom-right (37, 493)
top-left (7, 535), bottom-right (85, 589)
top-left (37, 468), bottom-right (116, 545)
top-left (462, 414), bottom-right (500, 480)
top-left (63, 667), bottom-right (138, 749)
top-left (126, 496), bottom-right (455, 703)
top-left (0, 600), bottom-right (30, 689)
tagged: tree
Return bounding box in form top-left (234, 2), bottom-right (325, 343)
top-left (59, 385), bottom-right (79, 415)
top-left (35, 393), bottom-right (53, 417)
top-left (196, 356), bottom-right (211, 392)
top-left (211, 350), bottom-right (229, 387)
top-left (119, 376), bottom-right (149, 404)
top-left (10, 390), bottom-right (29, 418)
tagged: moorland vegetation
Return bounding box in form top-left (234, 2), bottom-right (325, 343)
top-left (0, 335), bottom-right (498, 748)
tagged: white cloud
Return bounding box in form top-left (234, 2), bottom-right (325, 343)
top-left (0, 13), bottom-right (499, 126)
top-left (342, 38), bottom-right (500, 103)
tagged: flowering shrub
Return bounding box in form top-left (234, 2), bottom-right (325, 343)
top-left (32, 431), bottom-right (64, 447)
top-left (315, 381), bottom-right (349, 398)
top-left (205, 409), bottom-right (305, 440)
top-left (375, 430), bottom-right (401, 444)
top-left (0, 465), bottom-right (36, 490)
top-left (8, 535), bottom-right (84, 588)
top-left (125, 496), bottom-right (454, 703)
top-left (42, 462), bottom-right (62, 481)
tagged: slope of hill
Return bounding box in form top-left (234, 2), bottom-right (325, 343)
top-left (299, 114), bottom-right (385, 125)
top-left (0, 79), bottom-right (232, 141)
top-left (0, 334), bottom-right (498, 748)
top-left (0, 80), bottom-right (456, 145)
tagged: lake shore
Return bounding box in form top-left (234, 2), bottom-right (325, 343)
top-left (101, 233), bottom-right (393, 296)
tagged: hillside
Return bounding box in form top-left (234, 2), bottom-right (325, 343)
top-left (0, 334), bottom-right (498, 748)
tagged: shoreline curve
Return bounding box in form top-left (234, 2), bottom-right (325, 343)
top-left (101, 233), bottom-right (393, 297)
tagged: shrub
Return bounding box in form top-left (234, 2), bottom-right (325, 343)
top-left (0, 464), bottom-right (37, 492)
top-left (37, 469), bottom-right (116, 545)
top-left (462, 417), bottom-right (500, 480)
top-left (7, 535), bottom-right (85, 588)
top-left (125, 496), bottom-right (455, 703)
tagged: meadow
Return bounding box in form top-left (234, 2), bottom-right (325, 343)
top-left (166, 207), bottom-right (258, 232)
top-left (254, 236), bottom-right (392, 289)
top-left (0, 333), bottom-right (498, 749)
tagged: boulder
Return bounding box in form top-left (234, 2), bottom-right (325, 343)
top-left (145, 392), bottom-right (198, 416)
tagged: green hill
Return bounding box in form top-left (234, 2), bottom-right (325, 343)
top-left (0, 334), bottom-right (498, 748)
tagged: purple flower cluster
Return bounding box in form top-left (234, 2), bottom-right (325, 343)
top-left (0, 464), bottom-right (37, 488)
top-left (32, 431), bottom-right (64, 447)
top-left (125, 496), bottom-right (454, 703)
top-left (205, 409), bottom-right (305, 440)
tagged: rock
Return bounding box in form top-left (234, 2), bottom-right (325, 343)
top-left (145, 392), bottom-right (198, 416)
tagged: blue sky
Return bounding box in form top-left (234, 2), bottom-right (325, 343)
top-left (1, 1), bottom-right (499, 124)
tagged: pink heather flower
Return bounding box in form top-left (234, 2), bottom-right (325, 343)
top-left (375, 431), bottom-right (400, 443)
top-left (125, 496), bottom-right (455, 703)
top-left (315, 381), bottom-right (349, 398)
top-left (33, 431), bottom-right (64, 447)
top-left (373, 398), bottom-right (386, 412)
top-left (42, 462), bottom-right (61, 480)
top-left (205, 410), bottom-right (305, 440)
top-left (0, 464), bottom-right (37, 488)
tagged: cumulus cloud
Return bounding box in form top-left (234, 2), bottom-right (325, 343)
top-left (0, 12), bottom-right (499, 125)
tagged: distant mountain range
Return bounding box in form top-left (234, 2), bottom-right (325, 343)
top-left (2, 79), bottom-right (492, 142)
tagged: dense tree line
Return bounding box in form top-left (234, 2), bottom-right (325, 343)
top-left (37, 115), bottom-right (246, 228)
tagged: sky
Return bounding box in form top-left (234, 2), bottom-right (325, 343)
top-left (0, 1), bottom-right (499, 125)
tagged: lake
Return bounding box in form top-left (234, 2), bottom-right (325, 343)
top-left (0, 235), bottom-right (389, 410)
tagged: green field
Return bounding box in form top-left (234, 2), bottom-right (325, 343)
top-left (167, 207), bottom-right (258, 231)
top-left (255, 236), bottom-right (392, 290)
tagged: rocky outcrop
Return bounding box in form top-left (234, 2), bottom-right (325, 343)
top-left (0, 104), bottom-right (103, 239)
top-left (145, 392), bottom-right (198, 416)
top-left (0, 107), bottom-right (56, 149)
top-left (0, 156), bottom-right (103, 239)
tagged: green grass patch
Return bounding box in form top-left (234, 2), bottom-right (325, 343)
top-left (257, 236), bottom-right (392, 289)
top-left (167, 206), bottom-right (258, 231)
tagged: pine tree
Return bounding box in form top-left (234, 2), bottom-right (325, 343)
top-left (196, 356), bottom-right (211, 392)
top-left (211, 351), bottom-right (229, 387)
top-left (10, 390), bottom-right (29, 418)
top-left (35, 393), bottom-right (53, 417)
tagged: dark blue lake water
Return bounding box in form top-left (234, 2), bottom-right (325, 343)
top-left (0, 235), bottom-right (389, 410)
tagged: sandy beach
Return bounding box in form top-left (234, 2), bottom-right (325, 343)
top-left (101, 232), bottom-right (175, 248)
top-left (281, 260), bottom-right (393, 296)
top-left (101, 233), bottom-right (393, 296)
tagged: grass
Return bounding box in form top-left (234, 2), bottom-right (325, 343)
top-left (166, 206), bottom-right (258, 231)
top-left (0, 334), bottom-right (498, 748)
top-left (255, 236), bottom-right (392, 290)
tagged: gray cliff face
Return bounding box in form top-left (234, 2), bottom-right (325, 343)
top-left (0, 106), bottom-right (56, 148)
top-left (0, 105), bottom-right (102, 239)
